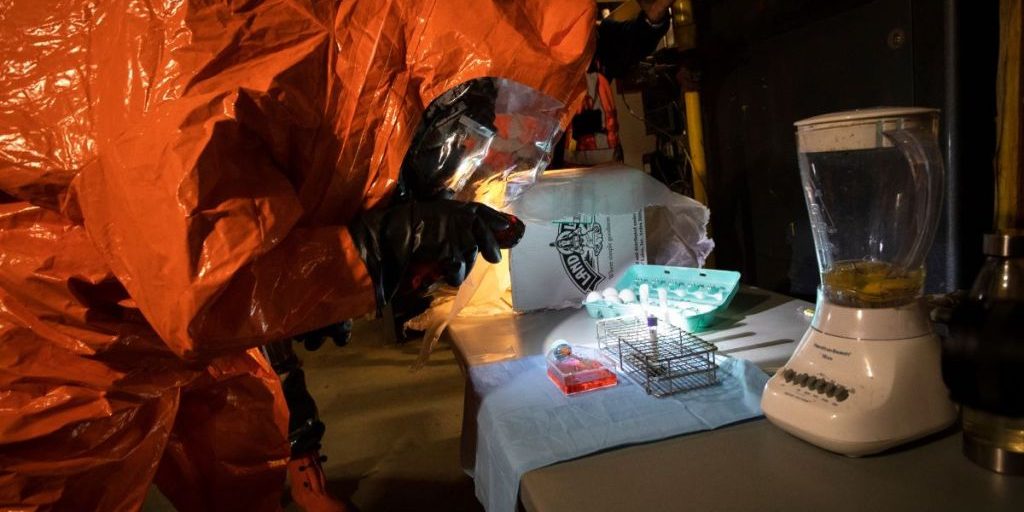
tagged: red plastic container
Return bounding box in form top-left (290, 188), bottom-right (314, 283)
top-left (546, 345), bottom-right (618, 395)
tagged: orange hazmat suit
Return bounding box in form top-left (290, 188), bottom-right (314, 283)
top-left (0, 0), bottom-right (594, 509)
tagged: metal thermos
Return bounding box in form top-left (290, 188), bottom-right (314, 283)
top-left (942, 231), bottom-right (1024, 475)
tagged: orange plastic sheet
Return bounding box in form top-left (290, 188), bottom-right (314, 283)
top-left (0, 0), bottom-right (594, 509)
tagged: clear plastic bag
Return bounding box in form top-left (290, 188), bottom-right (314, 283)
top-left (400, 77), bottom-right (567, 209)
top-left (402, 78), bottom-right (567, 368)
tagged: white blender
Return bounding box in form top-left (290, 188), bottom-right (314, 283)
top-left (761, 107), bottom-right (957, 456)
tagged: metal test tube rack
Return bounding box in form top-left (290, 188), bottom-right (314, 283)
top-left (597, 316), bottom-right (719, 397)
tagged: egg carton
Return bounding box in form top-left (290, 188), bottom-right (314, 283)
top-left (584, 264), bottom-right (741, 332)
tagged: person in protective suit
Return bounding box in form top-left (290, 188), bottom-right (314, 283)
top-left (262, 82), bottom-right (514, 508)
top-left (0, 1), bottom-right (594, 511)
top-left (260, 76), bottom-right (509, 511)
top-left (270, 3), bottom-right (673, 503)
top-left (557, 0), bottom-right (673, 167)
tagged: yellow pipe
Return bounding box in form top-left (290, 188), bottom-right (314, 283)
top-left (684, 91), bottom-right (708, 206)
top-left (676, 0), bottom-right (711, 265)
top-left (996, 0), bottom-right (1023, 230)
top-left (608, 1), bottom-right (713, 263)
top-left (672, 0), bottom-right (697, 51)
top-left (685, 90), bottom-right (715, 268)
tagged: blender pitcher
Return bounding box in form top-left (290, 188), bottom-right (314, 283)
top-left (761, 107), bottom-right (956, 456)
top-left (797, 107), bottom-right (944, 308)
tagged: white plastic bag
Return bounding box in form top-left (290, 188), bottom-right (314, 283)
top-left (408, 165), bottom-right (714, 366)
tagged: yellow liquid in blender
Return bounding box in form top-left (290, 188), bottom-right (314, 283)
top-left (822, 260), bottom-right (924, 308)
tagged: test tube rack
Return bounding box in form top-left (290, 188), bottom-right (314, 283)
top-left (597, 316), bottom-right (718, 397)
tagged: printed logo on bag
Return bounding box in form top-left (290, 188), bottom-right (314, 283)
top-left (550, 217), bottom-right (605, 292)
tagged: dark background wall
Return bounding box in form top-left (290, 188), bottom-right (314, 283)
top-left (692, 0), bottom-right (999, 300)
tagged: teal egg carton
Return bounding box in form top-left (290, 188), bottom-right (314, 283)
top-left (583, 265), bottom-right (741, 332)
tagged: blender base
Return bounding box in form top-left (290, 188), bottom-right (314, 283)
top-left (761, 301), bottom-right (956, 456)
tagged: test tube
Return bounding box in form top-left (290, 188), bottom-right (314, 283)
top-left (647, 315), bottom-right (660, 359)
top-left (658, 287), bottom-right (669, 320)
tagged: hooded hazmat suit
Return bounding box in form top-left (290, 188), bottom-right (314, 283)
top-left (0, 0), bottom-right (594, 509)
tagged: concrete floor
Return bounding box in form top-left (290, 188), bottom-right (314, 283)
top-left (144, 319), bottom-right (483, 511)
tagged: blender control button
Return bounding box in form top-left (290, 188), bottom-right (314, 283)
top-left (836, 387), bottom-right (850, 402)
top-left (783, 369), bottom-right (796, 382)
top-left (794, 374), bottom-right (808, 386)
top-left (806, 377), bottom-right (819, 388)
top-left (825, 383), bottom-right (837, 397)
top-left (815, 380), bottom-right (828, 393)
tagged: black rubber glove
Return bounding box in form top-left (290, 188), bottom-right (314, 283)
top-left (350, 199), bottom-right (519, 310)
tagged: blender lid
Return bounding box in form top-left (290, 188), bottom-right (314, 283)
top-left (795, 107), bottom-right (939, 127)
top-left (795, 107), bottom-right (939, 152)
